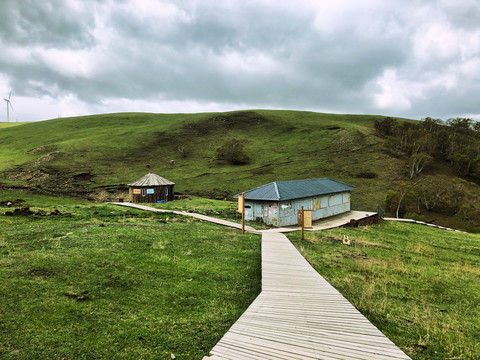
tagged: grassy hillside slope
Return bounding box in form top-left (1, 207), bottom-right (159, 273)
top-left (0, 110), bottom-right (478, 229)
top-left (0, 111), bottom-right (403, 204)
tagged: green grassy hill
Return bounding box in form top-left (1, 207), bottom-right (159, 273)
top-left (0, 110), bottom-right (478, 229)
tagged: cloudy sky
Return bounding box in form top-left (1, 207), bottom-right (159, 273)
top-left (0, 0), bottom-right (479, 122)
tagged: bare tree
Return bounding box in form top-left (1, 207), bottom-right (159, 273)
top-left (385, 182), bottom-right (415, 218)
top-left (416, 176), bottom-right (448, 211)
top-left (409, 153), bottom-right (432, 179)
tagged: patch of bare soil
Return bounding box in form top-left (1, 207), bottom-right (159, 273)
top-left (4, 207), bottom-right (62, 216)
top-left (27, 144), bottom-right (58, 155)
top-left (64, 291), bottom-right (89, 301)
top-left (1, 152), bottom-right (97, 196)
top-left (0, 199), bottom-right (25, 207)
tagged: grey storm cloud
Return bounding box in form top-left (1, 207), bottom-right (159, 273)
top-left (0, 0), bottom-right (479, 122)
top-left (0, 0), bottom-right (95, 48)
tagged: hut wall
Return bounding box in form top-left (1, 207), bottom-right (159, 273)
top-left (130, 185), bottom-right (174, 203)
top-left (257, 191), bottom-right (352, 227)
top-left (244, 192), bottom-right (351, 227)
top-left (244, 201), bottom-right (265, 223)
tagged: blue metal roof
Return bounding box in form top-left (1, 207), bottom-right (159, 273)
top-left (238, 178), bottom-right (355, 201)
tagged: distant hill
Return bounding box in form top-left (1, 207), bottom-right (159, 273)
top-left (0, 110), bottom-right (478, 230)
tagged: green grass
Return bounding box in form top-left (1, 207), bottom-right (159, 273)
top-left (288, 222), bottom-right (480, 359)
top-left (0, 122), bottom-right (25, 129)
top-left (152, 196), bottom-right (239, 213)
top-left (0, 189), bottom-right (87, 208)
top-left (0, 192), bottom-right (261, 359)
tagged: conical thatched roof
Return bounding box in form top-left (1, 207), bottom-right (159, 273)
top-left (128, 173), bottom-right (175, 186)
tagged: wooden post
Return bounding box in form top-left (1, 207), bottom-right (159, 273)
top-left (242, 211), bottom-right (245, 234)
top-left (301, 206), bottom-right (305, 240)
top-left (238, 192), bottom-right (245, 234)
top-left (242, 192), bottom-right (245, 234)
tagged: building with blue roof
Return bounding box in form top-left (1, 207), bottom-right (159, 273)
top-left (236, 178), bottom-right (355, 227)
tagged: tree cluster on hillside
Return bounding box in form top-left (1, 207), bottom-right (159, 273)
top-left (375, 117), bottom-right (480, 228)
top-left (386, 175), bottom-right (480, 229)
top-left (386, 176), bottom-right (469, 214)
top-left (375, 117), bottom-right (480, 179)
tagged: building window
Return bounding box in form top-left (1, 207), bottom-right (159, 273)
top-left (329, 194), bottom-right (342, 206)
top-left (314, 197), bottom-right (328, 210)
top-left (141, 188), bottom-right (146, 197)
top-left (165, 187), bottom-right (169, 197)
top-left (321, 197), bottom-right (328, 208)
top-left (281, 203), bottom-right (292, 215)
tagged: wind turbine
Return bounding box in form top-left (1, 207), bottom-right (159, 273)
top-left (3, 91), bottom-right (14, 122)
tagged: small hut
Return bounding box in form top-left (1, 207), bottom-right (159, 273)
top-left (128, 173), bottom-right (175, 203)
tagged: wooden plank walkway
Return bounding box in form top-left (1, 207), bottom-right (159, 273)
top-left (203, 232), bottom-right (410, 360)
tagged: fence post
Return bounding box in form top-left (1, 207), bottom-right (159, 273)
top-left (377, 204), bottom-right (385, 219)
top-left (241, 193), bottom-right (245, 234)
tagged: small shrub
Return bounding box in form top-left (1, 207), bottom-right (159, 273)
top-left (215, 139), bottom-right (250, 165)
top-left (356, 171), bottom-right (378, 179)
top-left (374, 117), bottom-right (399, 137)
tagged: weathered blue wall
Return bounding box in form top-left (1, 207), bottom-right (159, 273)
top-left (244, 192), bottom-right (351, 227)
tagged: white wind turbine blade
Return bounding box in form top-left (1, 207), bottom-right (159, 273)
top-left (3, 92), bottom-right (13, 122)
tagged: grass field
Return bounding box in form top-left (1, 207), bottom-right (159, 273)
top-left (152, 196), bottom-right (241, 218)
top-left (289, 222), bottom-right (480, 360)
top-left (0, 191), bottom-right (261, 359)
top-left (1, 189), bottom-right (479, 359)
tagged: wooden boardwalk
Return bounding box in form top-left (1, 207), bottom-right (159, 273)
top-left (203, 232), bottom-right (410, 360)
